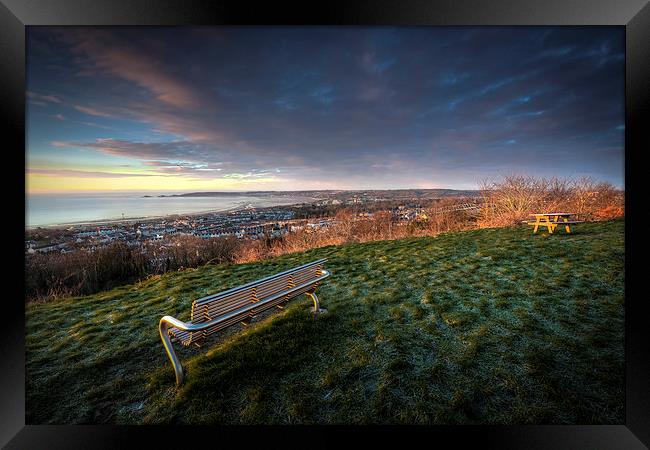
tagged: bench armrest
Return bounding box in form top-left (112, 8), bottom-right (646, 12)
top-left (159, 315), bottom-right (191, 385)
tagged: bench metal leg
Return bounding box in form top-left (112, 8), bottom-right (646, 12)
top-left (159, 319), bottom-right (184, 385)
top-left (306, 290), bottom-right (327, 315)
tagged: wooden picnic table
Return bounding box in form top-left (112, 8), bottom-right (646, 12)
top-left (528, 213), bottom-right (582, 234)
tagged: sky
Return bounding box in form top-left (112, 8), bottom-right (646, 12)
top-left (26, 26), bottom-right (625, 194)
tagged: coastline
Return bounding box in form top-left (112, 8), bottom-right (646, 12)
top-left (26, 189), bottom-right (484, 230)
top-left (26, 196), bottom-right (316, 230)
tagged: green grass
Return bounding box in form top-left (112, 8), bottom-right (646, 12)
top-left (26, 220), bottom-right (625, 424)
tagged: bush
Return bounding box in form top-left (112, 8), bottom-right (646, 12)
top-left (235, 206), bottom-right (477, 264)
top-left (478, 175), bottom-right (624, 227)
top-left (146, 235), bottom-right (240, 272)
top-left (25, 236), bottom-right (241, 303)
top-left (25, 242), bottom-right (148, 302)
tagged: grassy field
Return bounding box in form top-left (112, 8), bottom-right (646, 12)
top-left (26, 219), bottom-right (625, 424)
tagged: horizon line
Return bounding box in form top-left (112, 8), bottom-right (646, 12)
top-left (26, 187), bottom-right (485, 196)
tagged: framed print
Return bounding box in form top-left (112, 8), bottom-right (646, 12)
top-left (2, 0), bottom-right (649, 448)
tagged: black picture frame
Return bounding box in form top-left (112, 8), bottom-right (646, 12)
top-left (2, 0), bottom-right (648, 448)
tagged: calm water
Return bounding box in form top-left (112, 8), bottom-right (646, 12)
top-left (26, 192), bottom-right (314, 227)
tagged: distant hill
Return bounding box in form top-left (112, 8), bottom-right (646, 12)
top-left (158, 189), bottom-right (480, 198)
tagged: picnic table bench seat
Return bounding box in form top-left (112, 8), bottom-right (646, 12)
top-left (527, 220), bottom-right (583, 225)
top-left (159, 258), bottom-right (330, 385)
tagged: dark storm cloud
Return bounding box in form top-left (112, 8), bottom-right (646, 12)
top-left (27, 26), bottom-right (624, 188)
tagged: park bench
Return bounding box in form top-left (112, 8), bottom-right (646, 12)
top-left (159, 258), bottom-right (330, 385)
top-left (528, 213), bottom-right (584, 234)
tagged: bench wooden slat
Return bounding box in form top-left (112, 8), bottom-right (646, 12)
top-left (250, 297), bottom-right (290, 315)
top-left (193, 259), bottom-right (327, 306)
top-left (169, 327), bottom-right (192, 346)
top-left (286, 284), bottom-right (320, 299)
top-left (202, 265), bottom-right (323, 311)
top-left (254, 275), bottom-right (293, 298)
top-left (199, 271), bottom-right (322, 324)
top-left (204, 291), bottom-right (253, 309)
top-left (203, 312), bottom-right (253, 336)
top-left (527, 221), bottom-right (583, 225)
top-left (204, 299), bottom-right (254, 322)
top-left (293, 268), bottom-right (322, 282)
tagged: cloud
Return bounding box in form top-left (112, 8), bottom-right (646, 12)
top-left (28, 168), bottom-right (159, 178)
top-left (63, 30), bottom-right (204, 110)
top-left (51, 138), bottom-right (219, 161)
top-left (28, 27), bottom-right (625, 189)
top-left (77, 121), bottom-right (115, 130)
top-left (27, 91), bottom-right (62, 103)
top-left (26, 87), bottom-right (121, 125)
top-left (73, 105), bottom-right (113, 118)
top-left (222, 170), bottom-right (274, 179)
top-left (49, 139), bottom-right (259, 179)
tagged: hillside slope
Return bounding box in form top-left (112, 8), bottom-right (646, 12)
top-left (26, 220), bottom-right (624, 424)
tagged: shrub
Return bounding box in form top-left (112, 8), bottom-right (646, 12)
top-left (25, 236), bottom-right (241, 302)
top-left (478, 175), bottom-right (624, 227)
top-left (25, 241), bottom-right (148, 302)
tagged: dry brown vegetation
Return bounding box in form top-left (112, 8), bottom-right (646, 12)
top-left (477, 175), bottom-right (624, 227)
top-left (25, 175), bottom-right (624, 303)
top-left (238, 206), bottom-right (476, 264)
top-left (25, 236), bottom-right (240, 303)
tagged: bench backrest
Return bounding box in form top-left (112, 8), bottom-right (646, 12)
top-left (188, 258), bottom-right (327, 340)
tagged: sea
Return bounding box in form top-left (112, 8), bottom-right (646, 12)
top-left (26, 192), bottom-right (315, 228)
